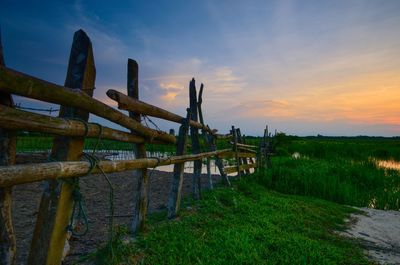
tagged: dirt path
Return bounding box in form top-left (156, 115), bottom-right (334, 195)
top-left (12, 168), bottom-right (223, 264)
top-left (342, 207), bottom-right (400, 265)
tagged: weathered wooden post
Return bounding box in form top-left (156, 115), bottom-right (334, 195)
top-left (128, 59), bottom-right (150, 234)
top-left (231, 126), bottom-right (241, 178)
top-left (197, 83), bottom-right (213, 189)
top-left (0, 27), bottom-right (17, 265)
top-left (167, 109), bottom-right (190, 218)
top-left (197, 84), bottom-right (230, 186)
top-left (236, 128), bottom-right (249, 175)
top-left (265, 126), bottom-right (271, 168)
top-left (189, 78), bottom-right (201, 199)
top-left (28, 29), bottom-right (96, 265)
top-left (243, 134), bottom-right (255, 167)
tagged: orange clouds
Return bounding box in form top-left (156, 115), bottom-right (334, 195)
top-left (226, 70), bottom-right (400, 127)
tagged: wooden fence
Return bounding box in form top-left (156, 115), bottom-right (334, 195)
top-left (0, 29), bottom-right (272, 265)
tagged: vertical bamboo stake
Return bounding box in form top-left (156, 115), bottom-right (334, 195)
top-left (128, 59), bottom-right (150, 234)
top-left (0, 27), bottom-right (17, 265)
top-left (28, 29), bottom-right (96, 265)
top-left (189, 78), bottom-right (201, 199)
top-left (167, 109), bottom-right (190, 219)
top-left (232, 126), bottom-right (241, 178)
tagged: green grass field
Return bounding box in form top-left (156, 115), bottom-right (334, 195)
top-left (88, 178), bottom-right (371, 265)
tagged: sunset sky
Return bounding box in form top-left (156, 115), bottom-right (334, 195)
top-left (1, 0), bottom-right (400, 136)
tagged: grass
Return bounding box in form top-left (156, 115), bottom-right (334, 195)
top-left (277, 137), bottom-right (400, 162)
top-left (268, 136), bottom-right (400, 210)
top-left (86, 178), bottom-right (372, 265)
top-left (259, 157), bottom-right (400, 210)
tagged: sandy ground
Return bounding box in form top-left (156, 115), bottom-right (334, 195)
top-left (341, 207), bottom-right (400, 265)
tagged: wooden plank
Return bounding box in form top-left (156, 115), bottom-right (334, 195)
top-left (167, 109), bottom-right (190, 219)
top-left (107, 89), bottom-right (217, 135)
top-left (0, 149), bottom-right (232, 187)
top-left (0, 105), bottom-right (157, 144)
top-left (0, 67), bottom-right (175, 144)
top-left (189, 78), bottom-right (202, 199)
top-left (128, 59), bottom-right (149, 234)
top-left (0, 28), bottom-right (17, 265)
top-left (224, 163), bottom-right (257, 174)
top-left (28, 29), bottom-right (95, 265)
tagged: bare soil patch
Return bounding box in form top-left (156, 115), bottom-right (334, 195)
top-left (341, 207), bottom-right (400, 265)
top-left (12, 155), bottom-right (223, 264)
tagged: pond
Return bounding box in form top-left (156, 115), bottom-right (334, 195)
top-left (104, 150), bottom-right (244, 176)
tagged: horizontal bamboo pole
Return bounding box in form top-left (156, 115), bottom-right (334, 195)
top-left (219, 151), bottom-right (257, 159)
top-left (0, 105), bottom-right (161, 144)
top-left (107, 89), bottom-right (217, 135)
top-left (0, 66), bottom-right (175, 144)
top-left (216, 134), bottom-right (232, 140)
top-left (224, 163), bottom-right (257, 174)
top-left (237, 146), bottom-right (257, 153)
top-left (230, 141), bottom-right (257, 148)
top-left (0, 149), bottom-right (231, 187)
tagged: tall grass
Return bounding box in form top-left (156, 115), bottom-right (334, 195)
top-left (257, 156), bottom-right (400, 210)
top-left (283, 138), bottom-right (400, 161)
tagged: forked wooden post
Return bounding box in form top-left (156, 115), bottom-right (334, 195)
top-left (197, 84), bottom-right (230, 185)
top-left (197, 83), bottom-right (213, 189)
top-left (189, 78), bottom-right (202, 199)
top-left (128, 59), bottom-right (150, 234)
top-left (28, 29), bottom-right (96, 265)
top-left (232, 126), bottom-right (241, 178)
top-left (0, 27), bottom-right (17, 265)
top-left (167, 109), bottom-right (190, 219)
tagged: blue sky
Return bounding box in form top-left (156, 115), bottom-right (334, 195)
top-left (1, 0), bottom-right (400, 136)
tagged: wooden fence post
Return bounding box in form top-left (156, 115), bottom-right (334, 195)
top-left (189, 78), bottom-right (201, 199)
top-left (128, 59), bottom-right (150, 234)
top-left (243, 134), bottom-right (256, 167)
top-left (231, 126), bottom-right (241, 178)
top-left (197, 83), bottom-right (213, 189)
top-left (197, 84), bottom-right (230, 185)
top-left (0, 27), bottom-right (17, 265)
top-left (167, 109), bottom-right (190, 218)
top-left (238, 131), bottom-right (250, 174)
top-left (236, 128), bottom-right (249, 175)
top-left (28, 29), bottom-right (96, 265)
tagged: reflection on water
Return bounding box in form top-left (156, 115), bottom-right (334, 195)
top-left (292, 152), bottom-right (300, 159)
top-left (376, 159), bottom-right (400, 171)
top-left (103, 150), bottom-right (245, 176)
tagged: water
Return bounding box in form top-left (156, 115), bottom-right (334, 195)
top-left (103, 150), bottom-right (245, 176)
top-left (376, 159), bottom-right (400, 171)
